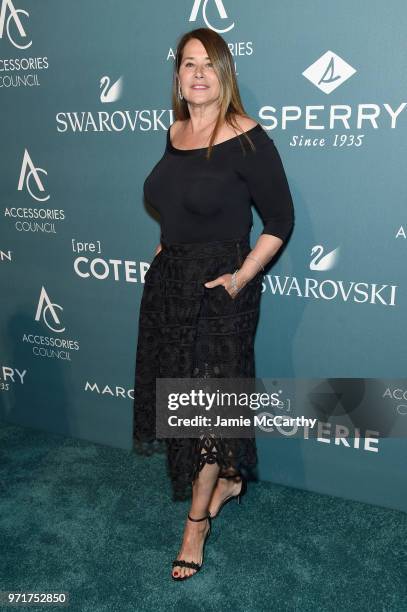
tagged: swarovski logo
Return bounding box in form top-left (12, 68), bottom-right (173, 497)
top-left (302, 51), bottom-right (356, 94)
top-left (100, 75), bottom-right (123, 103)
top-left (0, 0), bottom-right (31, 49)
top-left (261, 243), bottom-right (397, 306)
top-left (189, 0), bottom-right (234, 33)
top-left (34, 286), bottom-right (65, 333)
top-left (17, 149), bottom-right (49, 202)
top-left (310, 244), bottom-right (340, 271)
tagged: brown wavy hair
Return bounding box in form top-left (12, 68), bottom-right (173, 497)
top-left (171, 27), bottom-right (256, 160)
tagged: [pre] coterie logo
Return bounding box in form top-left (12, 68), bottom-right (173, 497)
top-left (21, 286), bottom-right (80, 361)
top-left (3, 149), bottom-right (66, 235)
top-left (71, 237), bottom-right (152, 284)
top-left (0, 0), bottom-right (49, 89)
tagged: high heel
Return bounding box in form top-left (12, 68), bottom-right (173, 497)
top-left (171, 512), bottom-right (212, 581)
top-left (236, 473), bottom-right (247, 505)
top-left (209, 473), bottom-right (247, 519)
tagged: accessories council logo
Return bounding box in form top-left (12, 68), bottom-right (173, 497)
top-left (189, 0), bottom-right (235, 33)
top-left (0, 0), bottom-right (31, 49)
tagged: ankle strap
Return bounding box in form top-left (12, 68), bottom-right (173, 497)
top-left (187, 513), bottom-right (209, 522)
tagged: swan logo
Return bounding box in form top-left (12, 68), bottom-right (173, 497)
top-left (17, 149), bottom-right (49, 202)
top-left (310, 244), bottom-right (340, 271)
top-left (100, 75), bottom-right (123, 103)
top-left (34, 286), bottom-right (65, 333)
top-left (0, 0), bottom-right (31, 49)
top-left (189, 0), bottom-right (234, 33)
top-left (302, 51), bottom-right (357, 94)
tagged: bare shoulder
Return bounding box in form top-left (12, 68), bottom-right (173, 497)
top-left (229, 115), bottom-right (259, 135)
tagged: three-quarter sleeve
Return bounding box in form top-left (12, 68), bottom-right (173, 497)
top-left (237, 137), bottom-right (295, 242)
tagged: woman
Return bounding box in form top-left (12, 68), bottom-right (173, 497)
top-left (133, 27), bottom-right (294, 580)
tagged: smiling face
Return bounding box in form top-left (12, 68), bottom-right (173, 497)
top-left (177, 38), bottom-right (221, 108)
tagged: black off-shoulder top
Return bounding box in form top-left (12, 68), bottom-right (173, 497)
top-left (143, 123), bottom-right (294, 244)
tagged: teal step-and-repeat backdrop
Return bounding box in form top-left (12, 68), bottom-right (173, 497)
top-left (1, 1), bottom-right (406, 512)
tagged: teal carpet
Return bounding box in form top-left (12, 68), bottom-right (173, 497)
top-left (0, 422), bottom-right (406, 612)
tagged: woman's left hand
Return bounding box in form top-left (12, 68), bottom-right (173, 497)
top-left (203, 272), bottom-right (246, 300)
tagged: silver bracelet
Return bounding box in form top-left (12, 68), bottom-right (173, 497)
top-left (230, 269), bottom-right (241, 293)
top-left (245, 254), bottom-right (264, 272)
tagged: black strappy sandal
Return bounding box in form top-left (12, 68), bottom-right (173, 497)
top-left (209, 474), bottom-right (247, 519)
top-left (171, 512), bottom-right (212, 581)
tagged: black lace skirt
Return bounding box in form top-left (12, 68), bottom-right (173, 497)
top-left (133, 233), bottom-right (262, 501)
